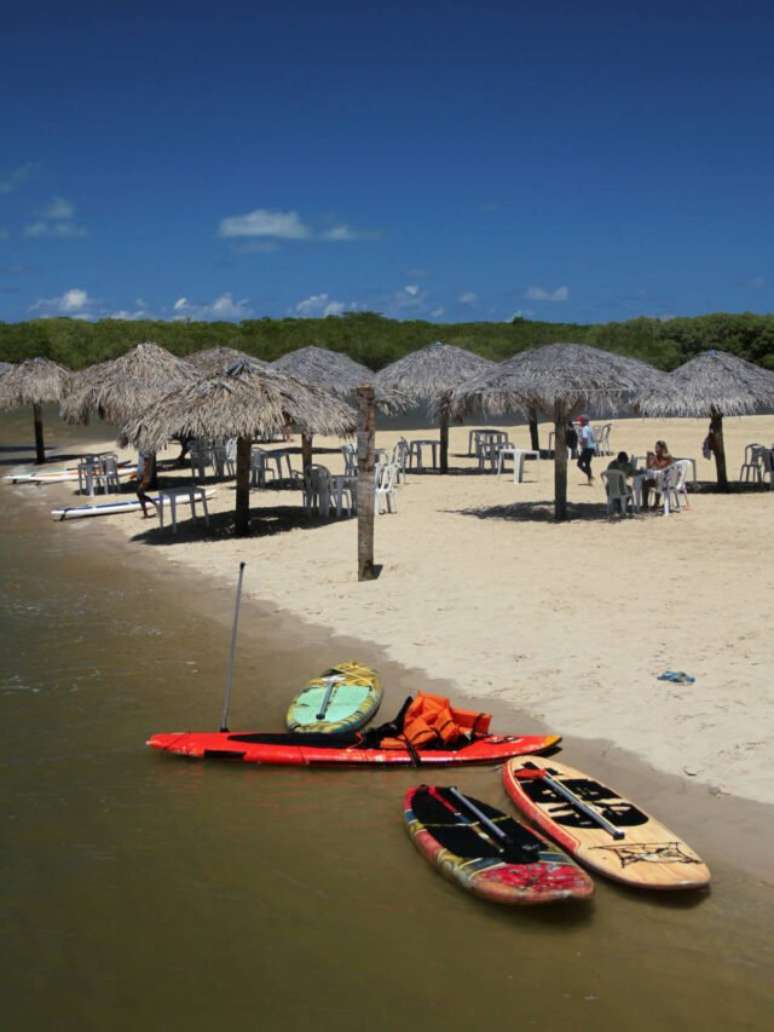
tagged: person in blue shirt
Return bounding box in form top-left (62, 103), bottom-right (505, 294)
top-left (576, 416), bottom-right (596, 483)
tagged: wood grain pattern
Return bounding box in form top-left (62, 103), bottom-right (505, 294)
top-left (503, 757), bottom-right (710, 890)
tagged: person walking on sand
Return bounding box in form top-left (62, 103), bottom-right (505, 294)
top-left (576, 416), bottom-right (596, 483)
top-left (135, 451), bottom-right (157, 518)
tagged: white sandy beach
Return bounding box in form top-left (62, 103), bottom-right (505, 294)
top-left (21, 413), bottom-right (774, 807)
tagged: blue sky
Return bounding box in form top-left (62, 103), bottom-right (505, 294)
top-left (1, 1), bottom-right (773, 326)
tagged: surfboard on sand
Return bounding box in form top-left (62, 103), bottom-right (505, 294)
top-left (6, 462), bottom-right (134, 485)
top-left (502, 757), bottom-right (710, 890)
top-left (404, 784), bottom-right (594, 905)
top-left (286, 662), bottom-right (383, 734)
top-left (51, 489), bottom-right (216, 520)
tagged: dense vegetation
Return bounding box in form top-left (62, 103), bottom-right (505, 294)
top-left (1, 310), bottom-right (774, 372)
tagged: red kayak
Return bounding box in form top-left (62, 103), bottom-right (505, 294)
top-left (147, 729), bottom-right (561, 767)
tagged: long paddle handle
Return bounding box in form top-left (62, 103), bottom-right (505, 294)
top-left (517, 768), bottom-right (625, 840)
top-left (429, 787), bottom-right (505, 855)
top-left (315, 678), bottom-right (337, 721)
top-left (220, 561), bottom-right (246, 732)
top-left (447, 786), bottom-right (509, 842)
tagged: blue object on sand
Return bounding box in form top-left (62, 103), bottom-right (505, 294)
top-left (657, 671), bottom-right (696, 684)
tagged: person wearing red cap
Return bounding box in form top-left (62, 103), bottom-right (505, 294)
top-left (576, 415), bottom-right (596, 483)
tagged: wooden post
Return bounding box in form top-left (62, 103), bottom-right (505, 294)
top-left (709, 407), bottom-right (728, 491)
top-left (356, 385), bottom-right (376, 581)
top-left (32, 403), bottom-right (45, 465)
top-left (439, 393), bottom-right (450, 474)
top-left (301, 433), bottom-right (313, 477)
top-left (149, 451), bottom-right (159, 490)
top-left (554, 402), bottom-right (568, 521)
top-left (235, 436), bottom-right (252, 536)
top-left (528, 410), bottom-right (540, 452)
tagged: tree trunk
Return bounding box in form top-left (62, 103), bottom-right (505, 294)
top-left (235, 436), bottom-right (252, 536)
top-left (554, 403), bottom-right (568, 521)
top-left (301, 433), bottom-right (313, 477)
top-left (709, 408), bottom-right (728, 491)
top-left (439, 394), bottom-right (450, 474)
top-left (32, 403), bottom-right (45, 464)
top-left (528, 411), bottom-right (540, 452)
top-left (149, 452), bottom-right (159, 490)
top-left (356, 386), bottom-right (376, 581)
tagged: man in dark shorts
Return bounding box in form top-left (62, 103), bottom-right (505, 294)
top-left (135, 451), bottom-right (157, 518)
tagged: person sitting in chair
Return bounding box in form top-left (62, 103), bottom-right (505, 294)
top-left (642, 440), bottom-right (673, 508)
top-left (607, 450), bottom-right (637, 477)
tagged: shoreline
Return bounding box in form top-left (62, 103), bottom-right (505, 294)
top-left (3, 423), bottom-right (774, 886)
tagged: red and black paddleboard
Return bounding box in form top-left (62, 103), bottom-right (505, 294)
top-left (147, 729), bottom-right (561, 766)
top-left (404, 785), bottom-right (593, 904)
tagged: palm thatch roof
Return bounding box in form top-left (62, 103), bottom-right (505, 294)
top-left (122, 360), bottom-right (356, 453)
top-left (0, 361), bottom-right (13, 375)
top-left (61, 342), bottom-right (199, 426)
top-left (450, 342), bottom-right (679, 418)
top-left (272, 345), bottom-right (404, 413)
top-left (0, 356), bottom-right (71, 409)
top-left (187, 346), bottom-right (267, 375)
top-left (637, 349), bottom-right (774, 417)
top-left (375, 342), bottom-right (495, 406)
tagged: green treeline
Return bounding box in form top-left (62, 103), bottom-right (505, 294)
top-left (1, 310), bottom-right (774, 372)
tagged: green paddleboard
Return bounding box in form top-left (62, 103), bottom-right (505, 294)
top-left (286, 662), bottom-right (383, 735)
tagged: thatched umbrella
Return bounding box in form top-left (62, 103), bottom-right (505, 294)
top-left (61, 342), bottom-right (199, 427)
top-left (451, 342), bottom-right (681, 520)
top-left (0, 361), bottom-right (13, 375)
top-left (188, 347), bottom-right (267, 375)
top-left (375, 342), bottom-right (496, 473)
top-left (0, 357), bottom-right (71, 463)
top-left (122, 361), bottom-right (357, 536)
top-left (638, 350), bottom-right (774, 489)
top-left (272, 345), bottom-right (405, 472)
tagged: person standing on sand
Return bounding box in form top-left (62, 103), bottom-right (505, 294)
top-left (576, 416), bottom-right (596, 483)
top-left (135, 451), bottom-right (157, 518)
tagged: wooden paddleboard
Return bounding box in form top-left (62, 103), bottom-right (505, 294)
top-left (286, 662), bottom-right (383, 734)
top-left (404, 785), bottom-right (594, 905)
top-left (503, 757), bottom-right (710, 890)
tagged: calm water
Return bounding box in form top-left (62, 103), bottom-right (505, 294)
top-left (1, 409), bottom-right (773, 1032)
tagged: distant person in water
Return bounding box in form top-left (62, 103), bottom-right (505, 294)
top-left (576, 416), bottom-right (596, 483)
top-left (135, 451), bottom-right (157, 518)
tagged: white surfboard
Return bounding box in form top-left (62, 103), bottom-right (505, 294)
top-left (51, 489), bottom-right (216, 520)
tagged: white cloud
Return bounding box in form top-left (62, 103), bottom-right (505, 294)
top-left (172, 293), bottom-right (253, 321)
top-left (404, 284), bottom-right (419, 296)
top-left (295, 292), bottom-right (349, 317)
top-left (458, 291), bottom-right (477, 305)
top-left (220, 209), bottom-right (377, 243)
top-left (24, 198), bottom-right (87, 239)
top-left (525, 285), bottom-right (568, 302)
top-left (430, 307), bottom-right (446, 318)
top-left (0, 162), bottom-right (36, 194)
top-left (748, 275), bottom-right (766, 289)
top-left (30, 287), bottom-right (97, 317)
top-left (219, 209), bottom-right (311, 240)
top-left (44, 196), bottom-right (74, 219)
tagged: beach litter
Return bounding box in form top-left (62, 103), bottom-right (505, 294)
top-left (658, 671), bottom-right (696, 684)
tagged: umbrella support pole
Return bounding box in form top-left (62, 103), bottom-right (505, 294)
top-left (709, 409), bottom-right (728, 490)
top-left (357, 385), bottom-right (377, 581)
top-left (553, 404), bottom-right (568, 521)
top-left (33, 403), bottom-right (45, 465)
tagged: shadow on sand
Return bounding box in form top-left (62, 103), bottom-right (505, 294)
top-left (130, 502), bottom-right (353, 546)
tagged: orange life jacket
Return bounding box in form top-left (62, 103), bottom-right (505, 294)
top-left (379, 692), bottom-right (491, 751)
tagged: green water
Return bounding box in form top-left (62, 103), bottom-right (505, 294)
top-left (1, 409), bottom-right (773, 1031)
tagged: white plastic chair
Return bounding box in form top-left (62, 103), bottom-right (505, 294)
top-left (759, 448), bottom-right (774, 490)
top-left (601, 469), bottom-right (635, 516)
top-left (595, 424), bottom-right (612, 456)
top-left (660, 461), bottom-right (690, 514)
top-left (341, 443), bottom-right (357, 477)
top-left (189, 440), bottom-right (212, 481)
top-left (391, 438), bottom-right (410, 484)
top-left (374, 463), bottom-right (398, 514)
top-left (303, 465), bottom-right (332, 519)
top-left (101, 456), bottom-right (122, 493)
